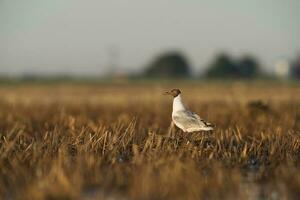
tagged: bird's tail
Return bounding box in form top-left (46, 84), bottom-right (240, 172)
top-left (201, 120), bottom-right (215, 130)
top-left (201, 126), bottom-right (214, 131)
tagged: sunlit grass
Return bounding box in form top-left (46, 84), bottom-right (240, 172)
top-left (0, 82), bottom-right (299, 199)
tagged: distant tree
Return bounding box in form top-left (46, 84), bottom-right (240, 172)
top-left (238, 55), bottom-right (260, 78)
top-left (144, 52), bottom-right (191, 78)
top-left (290, 55), bottom-right (300, 79)
top-left (205, 53), bottom-right (239, 78)
top-left (204, 53), bottom-right (261, 79)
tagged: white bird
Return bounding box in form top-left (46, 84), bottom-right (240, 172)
top-left (165, 89), bottom-right (214, 132)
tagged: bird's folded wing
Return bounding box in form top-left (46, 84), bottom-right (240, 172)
top-left (190, 111), bottom-right (214, 127)
top-left (173, 110), bottom-right (209, 129)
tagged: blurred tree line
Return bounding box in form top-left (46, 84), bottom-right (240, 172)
top-left (291, 55), bottom-right (300, 79)
top-left (144, 51), bottom-right (261, 79)
top-left (144, 52), bottom-right (191, 78)
top-left (205, 53), bottom-right (260, 79)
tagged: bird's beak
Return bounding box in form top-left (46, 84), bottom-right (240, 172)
top-left (163, 91), bottom-right (171, 95)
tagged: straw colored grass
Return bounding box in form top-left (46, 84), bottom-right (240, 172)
top-left (0, 82), bottom-right (299, 200)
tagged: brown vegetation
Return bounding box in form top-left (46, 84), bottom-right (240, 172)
top-left (0, 82), bottom-right (299, 200)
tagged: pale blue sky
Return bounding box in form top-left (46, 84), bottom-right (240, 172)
top-left (0, 0), bottom-right (299, 76)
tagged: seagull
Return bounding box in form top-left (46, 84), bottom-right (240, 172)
top-left (164, 89), bottom-right (214, 133)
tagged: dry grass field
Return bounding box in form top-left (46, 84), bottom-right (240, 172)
top-left (0, 81), bottom-right (299, 200)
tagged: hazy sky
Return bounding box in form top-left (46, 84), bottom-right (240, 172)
top-left (0, 0), bottom-right (299, 76)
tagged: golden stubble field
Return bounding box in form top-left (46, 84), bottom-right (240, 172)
top-left (0, 82), bottom-right (299, 200)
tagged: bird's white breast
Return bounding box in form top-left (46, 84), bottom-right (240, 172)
top-left (172, 95), bottom-right (185, 115)
top-left (172, 95), bottom-right (187, 131)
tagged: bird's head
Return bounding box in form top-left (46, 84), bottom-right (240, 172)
top-left (164, 88), bottom-right (181, 97)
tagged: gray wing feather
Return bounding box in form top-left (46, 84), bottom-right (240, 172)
top-left (173, 110), bottom-right (213, 132)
